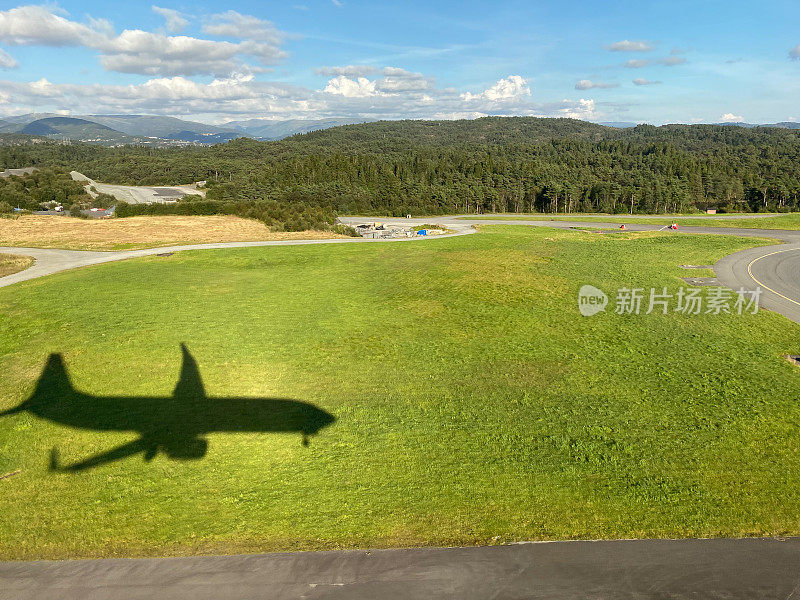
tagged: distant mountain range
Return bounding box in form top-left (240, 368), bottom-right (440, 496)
top-left (598, 120), bottom-right (800, 129)
top-left (223, 118), bottom-right (368, 140)
top-left (0, 114), bottom-right (234, 145)
top-left (715, 121), bottom-right (800, 129)
top-left (0, 113), bottom-right (372, 145)
top-left (597, 121), bottom-right (640, 128)
top-left (0, 113), bottom-right (798, 146)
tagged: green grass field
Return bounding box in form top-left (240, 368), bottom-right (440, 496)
top-left (458, 213), bottom-right (800, 230)
top-left (1, 225), bottom-right (800, 560)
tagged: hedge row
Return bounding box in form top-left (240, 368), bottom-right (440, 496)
top-left (115, 199), bottom-right (339, 232)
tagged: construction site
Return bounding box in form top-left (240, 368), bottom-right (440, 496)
top-left (353, 222), bottom-right (447, 239)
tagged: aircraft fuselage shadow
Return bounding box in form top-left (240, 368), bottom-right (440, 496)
top-left (0, 344), bottom-right (336, 472)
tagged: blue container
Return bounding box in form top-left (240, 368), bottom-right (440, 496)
top-left (418, 229), bottom-right (427, 236)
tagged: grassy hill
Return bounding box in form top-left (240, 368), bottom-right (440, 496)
top-left (2, 226), bottom-right (800, 559)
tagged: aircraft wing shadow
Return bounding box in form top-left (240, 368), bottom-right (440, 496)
top-left (49, 438), bottom-right (152, 472)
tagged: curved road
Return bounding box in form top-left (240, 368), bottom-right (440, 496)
top-left (343, 216), bottom-right (800, 324)
top-left (0, 225), bottom-right (476, 289)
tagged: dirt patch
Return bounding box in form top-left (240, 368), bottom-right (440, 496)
top-left (0, 215), bottom-right (348, 251)
top-left (0, 253), bottom-right (34, 277)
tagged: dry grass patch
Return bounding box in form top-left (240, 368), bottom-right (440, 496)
top-left (0, 215), bottom-right (347, 251)
top-left (0, 253), bottom-right (33, 277)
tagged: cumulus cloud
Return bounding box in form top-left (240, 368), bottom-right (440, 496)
top-left (315, 65), bottom-right (376, 77)
top-left (0, 48), bottom-right (18, 69)
top-left (633, 78), bottom-right (661, 85)
top-left (0, 5), bottom-right (288, 77)
top-left (606, 40), bottom-right (654, 52)
top-left (790, 44), bottom-right (800, 60)
top-left (461, 75), bottom-right (530, 101)
top-left (0, 67), bottom-right (604, 123)
top-left (575, 79), bottom-right (619, 90)
top-left (96, 32), bottom-right (260, 76)
top-left (543, 98), bottom-right (597, 120)
top-left (720, 113), bottom-right (744, 122)
top-left (323, 76), bottom-right (378, 98)
top-left (0, 5), bottom-right (100, 45)
top-left (624, 59), bottom-right (650, 68)
top-left (152, 6), bottom-right (188, 33)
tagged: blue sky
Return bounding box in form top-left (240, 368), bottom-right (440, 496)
top-left (0, 1), bottom-right (798, 124)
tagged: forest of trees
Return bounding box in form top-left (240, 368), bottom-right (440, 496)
top-left (1, 117), bottom-right (800, 218)
top-left (0, 168), bottom-right (110, 213)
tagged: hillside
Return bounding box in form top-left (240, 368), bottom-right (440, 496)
top-left (225, 118), bottom-right (369, 140)
top-left (84, 114), bottom-right (235, 138)
top-left (20, 117), bottom-right (136, 144)
top-left (1, 116), bottom-right (800, 217)
top-left (294, 117), bottom-right (615, 149)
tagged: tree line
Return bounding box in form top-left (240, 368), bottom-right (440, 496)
top-left (1, 118), bottom-right (799, 217)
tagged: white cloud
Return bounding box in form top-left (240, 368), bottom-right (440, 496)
top-left (97, 31), bottom-right (255, 76)
top-left (633, 78), bottom-right (661, 86)
top-left (461, 75), bottom-right (530, 101)
top-left (624, 56), bottom-right (685, 69)
top-left (0, 48), bottom-right (18, 69)
top-left (323, 76), bottom-right (378, 98)
top-left (315, 65), bottom-right (376, 77)
top-left (657, 56), bottom-right (686, 66)
top-left (575, 79), bottom-right (619, 90)
top-left (556, 99), bottom-right (597, 119)
top-left (0, 5), bottom-right (99, 45)
top-left (332, 0), bottom-right (344, 6)
top-left (720, 113), bottom-right (744, 122)
top-left (28, 77), bottom-right (59, 97)
top-left (377, 67), bottom-right (432, 91)
top-left (0, 67), bottom-right (605, 123)
top-left (607, 40), bottom-right (654, 52)
top-left (790, 44), bottom-right (800, 60)
top-left (0, 5), bottom-right (288, 77)
top-left (152, 6), bottom-right (188, 33)
top-left (202, 11), bottom-right (283, 44)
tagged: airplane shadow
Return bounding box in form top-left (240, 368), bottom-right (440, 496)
top-left (0, 344), bottom-right (336, 472)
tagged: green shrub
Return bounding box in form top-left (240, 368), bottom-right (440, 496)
top-left (115, 199), bottom-right (338, 232)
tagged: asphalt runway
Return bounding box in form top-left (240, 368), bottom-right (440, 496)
top-left (2, 538), bottom-right (799, 600)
